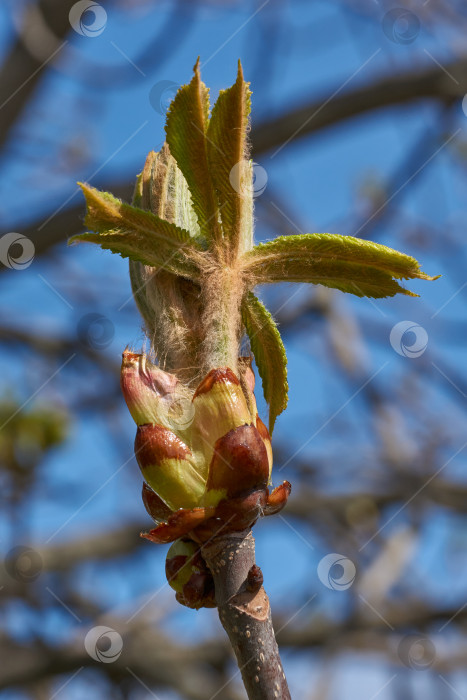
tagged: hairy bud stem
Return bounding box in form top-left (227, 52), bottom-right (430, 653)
top-left (200, 264), bottom-right (244, 375)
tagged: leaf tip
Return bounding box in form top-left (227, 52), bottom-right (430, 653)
top-left (423, 273), bottom-right (442, 281)
top-left (67, 232), bottom-right (91, 247)
top-left (77, 181), bottom-right (96, 202)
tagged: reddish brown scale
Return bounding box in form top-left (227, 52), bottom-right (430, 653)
top-left (264, 480), bottom-right (292, 516)
top-left (188, 517), bottom-right (232, 544)
top-left (142, 482), bottom-right (173, 522)
top-left (215, 487), bottom-right (268, 522)
top-left (122, 350), bottom-right (140, 362)
top-left (203, 584), bottom-right (217, 608)
top-left (175, 589), bottom-right (216, 609)
top-left (255, 415), bottom-right (270, 442)
top-left (182, 572), bottom-right (209, 605)
top-left (193, 367), bottom-right (239, 398)
top-left (175, 570), bottom-right (216, 610)
top-left (174, 592), bottom-right (193, 609)
top-left (141, 481), bottom-right (291, 545)
top-left (191, 488), bottom-right (269, 542)
top-left (246, 564), bottom-right (263, 592)
top-left (206, 424), bottom-right (269, 498)
top-left (141, 506), bottom-right (216, 544)
top-left (165, 554), bottom-right (188, 583)
top-left (135, 424), bottom-right (191, 470)
top-left (192, 549), bottom-right (206, 569)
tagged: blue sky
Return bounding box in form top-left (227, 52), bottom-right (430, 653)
top-left (1, 1), bottom-right (467, 698)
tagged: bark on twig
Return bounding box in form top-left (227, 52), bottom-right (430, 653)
top-left (202, 529), bottom-right (291, 700)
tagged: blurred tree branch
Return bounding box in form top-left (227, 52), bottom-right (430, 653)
top-left (0, 624), bottom-right (237, 700)
top-left (252, 57), bottom-right (466, 154)
top-left (0, 0), bottom-right (196, 152)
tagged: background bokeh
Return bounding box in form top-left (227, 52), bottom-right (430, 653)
top-left (1, 1), bottom-right (467, 698)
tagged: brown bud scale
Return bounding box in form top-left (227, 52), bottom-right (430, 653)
top-left (255, 415), bottom-right (270, 443)
top-left (263, 481), bottom-right (291, 516)
top-left (165, 554), bottom-right (188, 582)
top-left (206, 424), bottom-right (269, 498)
top-left (142, 482), bottom-right (173, 522)
top-left (135, 424), bottom-right (192, 466)
top-left (246, 564), bottom-right (263, 592)
top-left (193, 367), bottom-right (240, 398)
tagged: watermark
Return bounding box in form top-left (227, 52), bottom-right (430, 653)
top-left (69, 1), bottom-right (107, 37)
top-left (84, 626), bottom-right (123, 663)
top-left (0, 233), bottom-right (35, 270)
top-left (149, 81), bottom-right (180, 115)
top-left (382, 8), bottom-right (420, 45)
top-left (390, 321), bottom-right (428, 358)
top-left (229, 161), bottom-right (268, 198)
top-left (317, 553), bottom-right (356, 591)
top-left (166, 388), bottom-right (195, 431)
top-left (398, 634), bottom-right (436, 670)
top-left (462, 94), bottom-right (467, 117)
top-left (4, 546), bottom-right (43, 583)
top-left (77, 313), bottom-right (115, 350)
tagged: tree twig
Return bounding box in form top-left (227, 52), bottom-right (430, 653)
top-left (202, 529), bottom-right (291, 700)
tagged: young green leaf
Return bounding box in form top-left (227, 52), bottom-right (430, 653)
top-left (165, 59), bottom-right (220, 241)
top-left (70, 230), bottom-right (200, 278)
top-left (137, 145), bottom-right (201, 240)
top-left (77, 183), bottom-right (193, 243)
top-left (69, 183), bottom-right (200, 278)
top-left (206, 60), bottom-right (252, 255)
top-left (128, 258), bottom-right (156, 332)
top-left (128, 155), bottom-right (205, 381)
top-left (244, 233), bottom-right (439, 298)
top-left (241, 291), bottom-right (288, 435)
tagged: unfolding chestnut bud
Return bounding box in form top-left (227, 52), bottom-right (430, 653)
top-left (121, 351), bottom-right (274, 513)
top-left (165, 538), bottom-right (215, 609)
